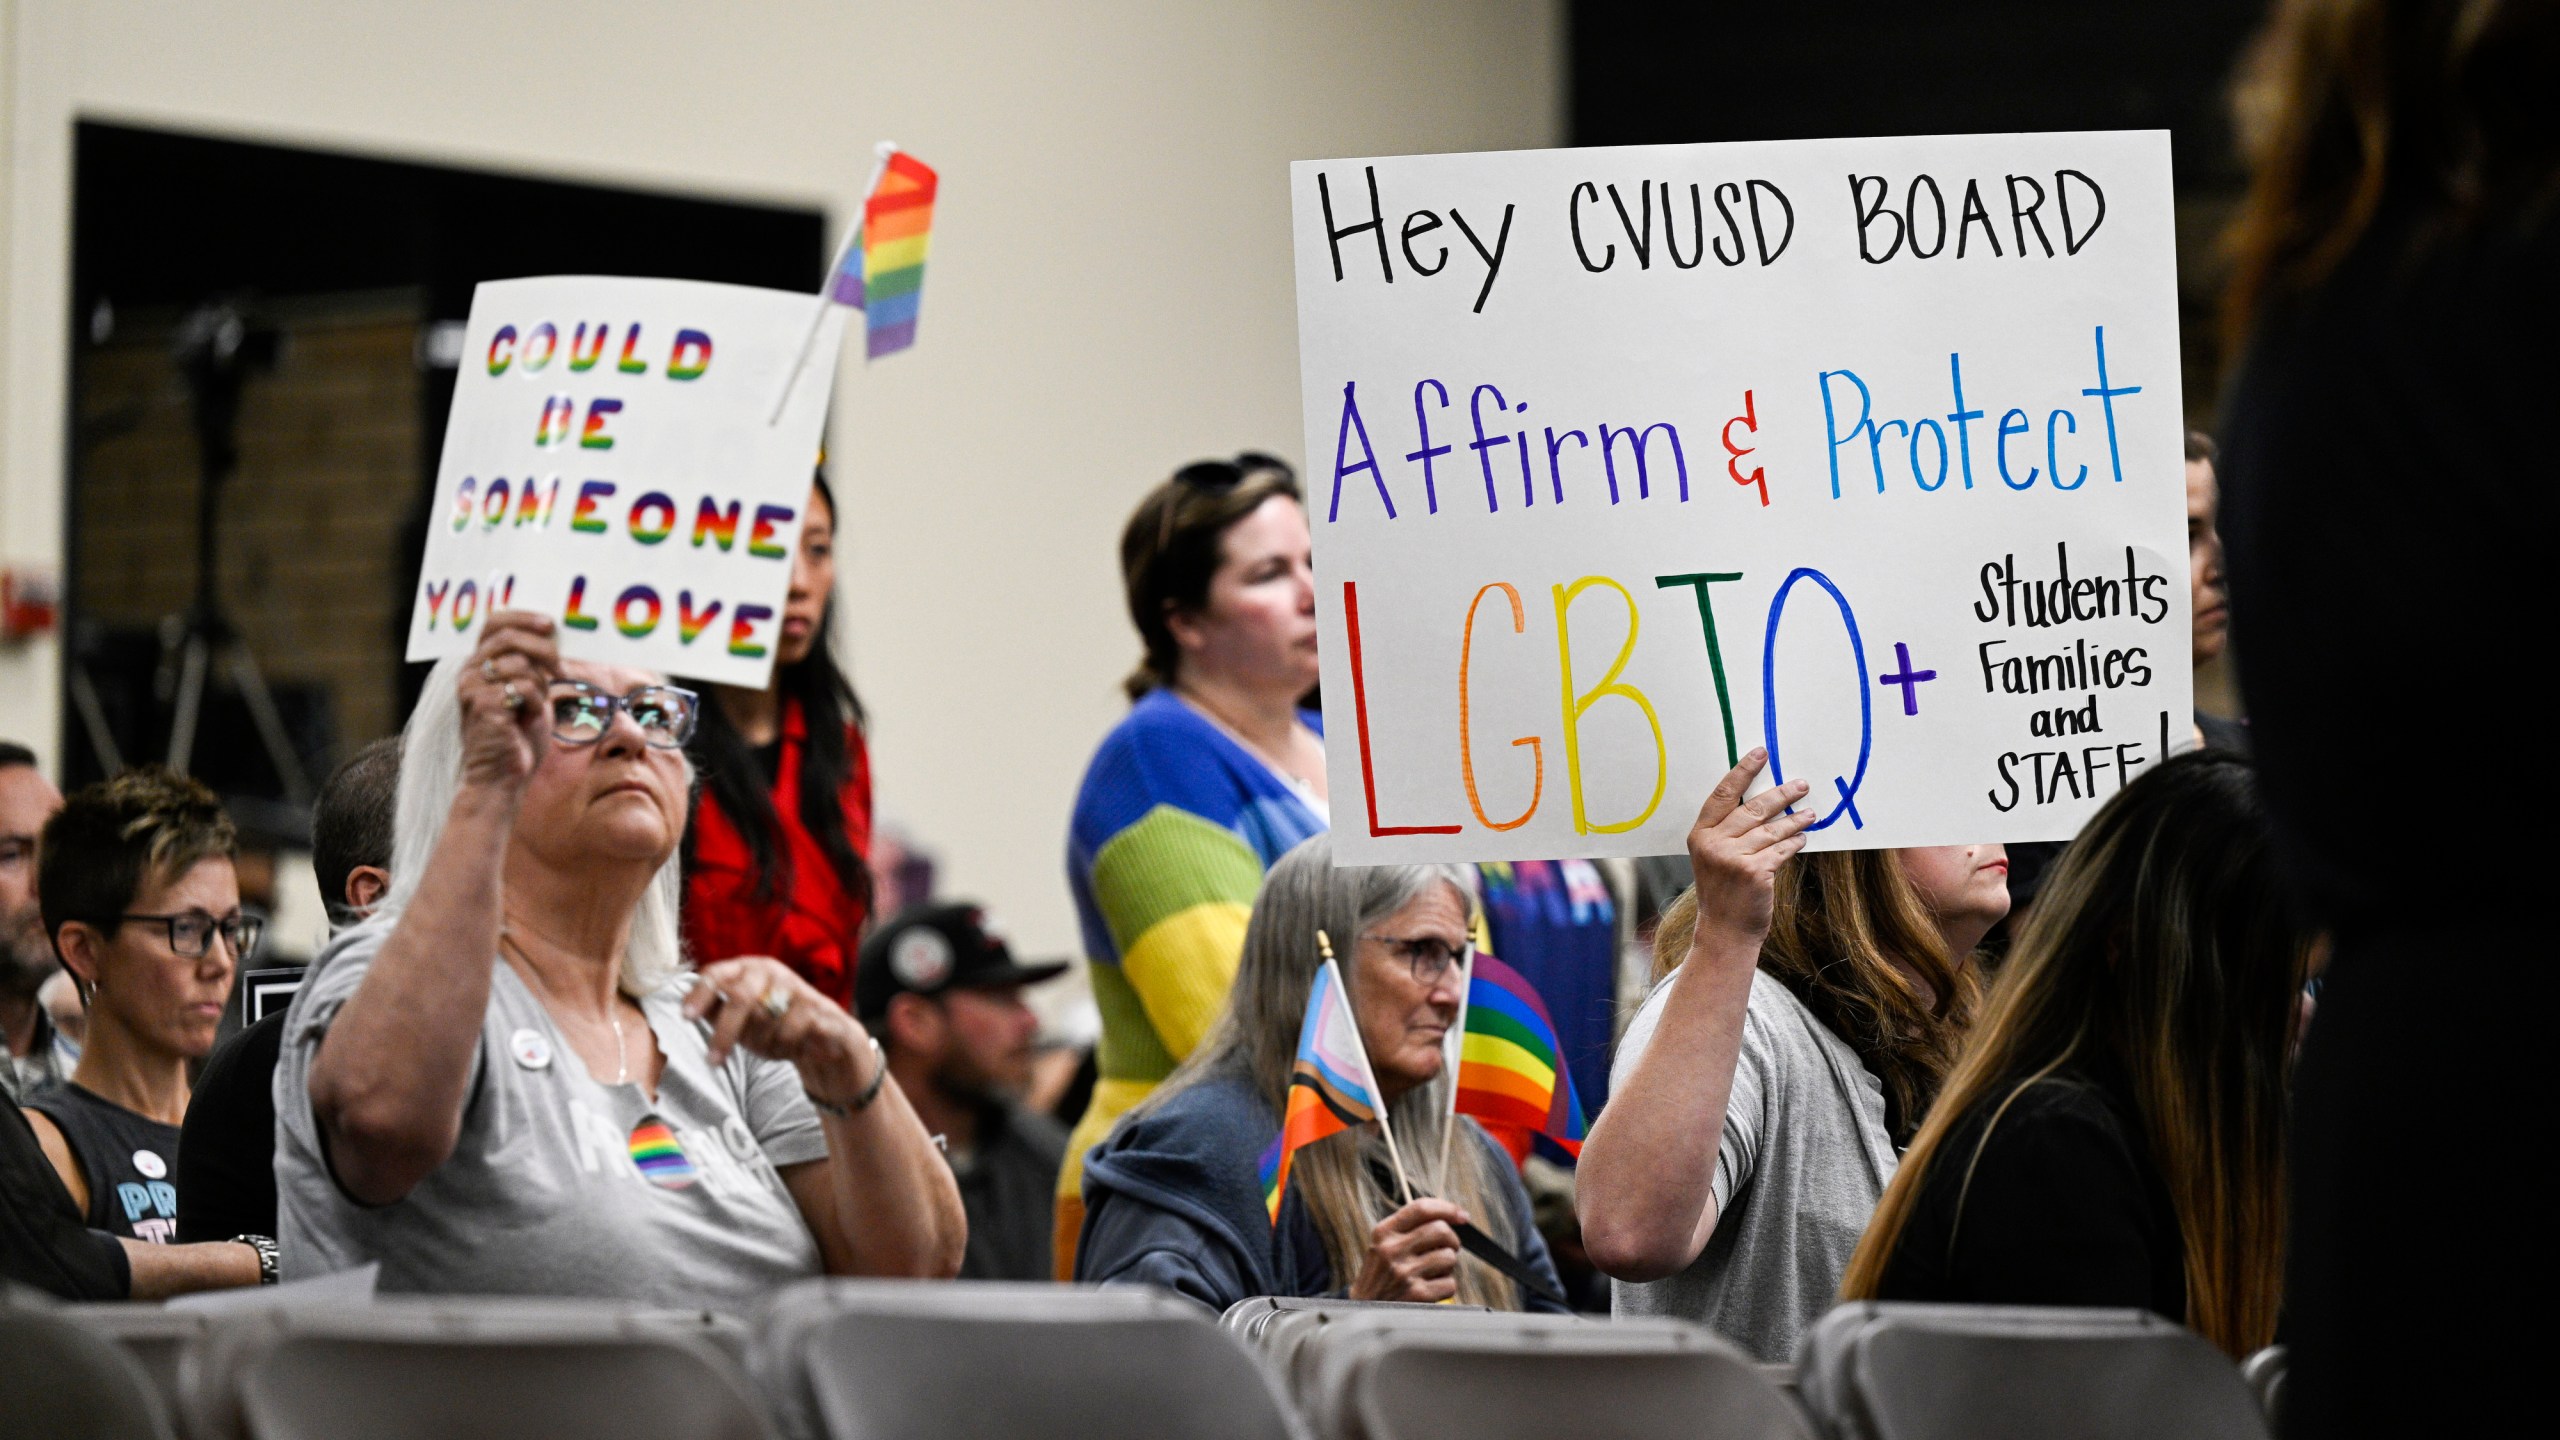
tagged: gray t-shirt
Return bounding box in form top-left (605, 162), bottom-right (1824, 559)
top-left (275, 920), bottom-right (828, 1309)
top-left (1608, 968), bottom-right (1897, 1361)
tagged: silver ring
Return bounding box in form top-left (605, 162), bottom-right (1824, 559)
top-left (760, 985), bottom-right (794, 1020)
top-left (481, 657), bottom-right (500, 683)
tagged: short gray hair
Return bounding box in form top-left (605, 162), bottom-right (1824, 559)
top-left (380, 653), bottom-right (685, 998)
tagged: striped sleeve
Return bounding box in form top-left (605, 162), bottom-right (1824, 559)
top-left (1088, 805), bottom-right (1264, 1062)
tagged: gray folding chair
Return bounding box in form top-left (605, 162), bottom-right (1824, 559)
top-left (177, 1297), bottom-right (771, 1440)
top-left (1797, 1303), bottom-right (2267, 1440)
top-left (2240, 1345), bottom-right (2286, 1431)
top-left (59, 1305), bottom-right (211, 1422)
top-left (0, 1305), bottom-right (181, 1440)
top-left (755, 1279), bottom-right (1302, 1440)
top-left (1294, 1309), bottom-right (1809, 1440)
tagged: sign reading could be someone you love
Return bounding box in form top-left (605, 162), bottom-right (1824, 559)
top-left (407, 275), bottom-right (843, 688)
top-left (1292, 132), bottom-right (2193, 863)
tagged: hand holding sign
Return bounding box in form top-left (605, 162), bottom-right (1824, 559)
top-left (456, 611), bottom-right (561, 794)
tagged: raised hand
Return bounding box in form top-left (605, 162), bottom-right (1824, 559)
top-left (1685, 747), bottom-right (1816, 951)
top-left (457, 611), bottom-right (560, 794)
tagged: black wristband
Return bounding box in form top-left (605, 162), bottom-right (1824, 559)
top-left (232, 1234), bottom-right (280, 1285)
top-left (807, 1035), bottom-right (887, 1118)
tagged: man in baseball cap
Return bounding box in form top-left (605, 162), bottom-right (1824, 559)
top-left (856, 902), bottom-right (1069, 1281)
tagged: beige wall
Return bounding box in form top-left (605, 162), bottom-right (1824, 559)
top-left (0, 0), bottom-right (1563, 957)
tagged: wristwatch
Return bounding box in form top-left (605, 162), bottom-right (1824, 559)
top-left (233, 1233), bottom-right (280, 1286)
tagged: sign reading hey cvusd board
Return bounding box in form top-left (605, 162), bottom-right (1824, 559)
top-left (1292, 131), bottom-right (2193, 864)
top-left (407, 275), bottom-right (843, 689)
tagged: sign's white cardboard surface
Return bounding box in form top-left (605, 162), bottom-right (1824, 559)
top-left (407, 275), bottom-right (842, 688)
top-left (1291, 131), bottom-right (2192, 862)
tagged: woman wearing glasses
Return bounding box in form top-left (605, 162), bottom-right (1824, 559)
top-left (683, 472), bottom-right (876, 1010)
top-left (1056, 453), bottom-right (1330, 1274)
top-left (1077, 834), bottom-right (1566, 1312)
top-left (22, 767), bottom-right (253, 1247)
top-left (275, 614), bottom-right (963, 1304)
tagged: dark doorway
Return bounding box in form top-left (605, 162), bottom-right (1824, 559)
top-left (65, 122), bottom-right (825, 825)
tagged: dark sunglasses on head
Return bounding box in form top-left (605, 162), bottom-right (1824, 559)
top-left (1172, 451), bottom-right (1295, 494)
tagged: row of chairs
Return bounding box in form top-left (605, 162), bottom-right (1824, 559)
top-left (2, 1281), bottom-right (2282, 1440)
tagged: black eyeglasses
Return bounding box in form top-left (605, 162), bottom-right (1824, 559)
top-left (547, 680), bottom-right (701, 749)
top-left (1172, 451), bottom-right (1295, 494)
top-left (119, 910), bottom-right (262, 959)
top-left (1362, 932), bottom-right (1472, 987)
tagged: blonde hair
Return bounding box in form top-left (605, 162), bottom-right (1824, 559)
top-left (380, 653), bottom-right (685, 999)
top-left (1133, 834), bottom-right (1525, 1307)
top-left (1652, 849), bottom-right (1978, 1142)
top-left (1840, 755), bottom-right (2303, 1357)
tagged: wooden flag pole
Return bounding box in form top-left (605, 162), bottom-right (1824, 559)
top-left (1318, 929), bottom-right (1416, 1205)
top-left (767, 140), bottom-right (898, 426)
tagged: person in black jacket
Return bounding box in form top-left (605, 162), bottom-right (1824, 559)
top-left (1841, 754), bottom-right (2308, 1359)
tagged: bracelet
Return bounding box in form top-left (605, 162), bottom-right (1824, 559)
top-left (807, 1035), bottom-right (887, 1118)
top-left (233, 1234), bottom-right (280, 1286)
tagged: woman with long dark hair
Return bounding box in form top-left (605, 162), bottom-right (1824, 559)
top-left (1576, 753), bottom-right (2007, 1361)
top-left (1841, 753), bottom-right (2306, 1358)
top-left (683, 473), bottom-right (874, 1008)
top-left (2215, 1), bottom-right (2557, 1429)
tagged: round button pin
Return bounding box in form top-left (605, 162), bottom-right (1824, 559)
top-left (132, 1149), bottom-right (167, 1180)
top-left (510, 1027), bottom-right (553, 1070)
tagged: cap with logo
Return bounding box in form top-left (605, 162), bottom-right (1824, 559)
top-left (855, 902), bottom-right (1069, 1021)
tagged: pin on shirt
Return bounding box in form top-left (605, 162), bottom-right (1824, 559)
top-left (511, 1027), bottom-right (554, 1070)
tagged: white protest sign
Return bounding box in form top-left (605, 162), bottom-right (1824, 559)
top-left (1292, 131), bottom-right (2192, 864)
top-left (407, 275), bottom-right (843, 687)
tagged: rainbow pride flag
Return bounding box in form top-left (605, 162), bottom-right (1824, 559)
top-left (829, 149), bottom-right (938, 358)
top-left (1257, 958), bottom-right (1379, 1223)
top-left (1452, 950), bottom-right (1587, 1156)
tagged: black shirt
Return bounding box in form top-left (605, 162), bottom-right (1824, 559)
top-left (1, 1101), bottom-right (128, 1298)
top-left (176, 1011), bottom-right (286, 1243)
top-left (22, 1084), bottom-right (183, 1243)
top-left (1875, 1063), bottom-right (2185, 1324)
top-left (951, 1100), bottom-right (1067, 1282)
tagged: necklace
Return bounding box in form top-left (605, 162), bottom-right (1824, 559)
top-left (501, 930), bottom-right (630, 1086)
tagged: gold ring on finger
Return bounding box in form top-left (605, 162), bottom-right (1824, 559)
top-left (502, 681), bottom-right (526, 712)
top-left (760, 985), bottom-right (794, 1020)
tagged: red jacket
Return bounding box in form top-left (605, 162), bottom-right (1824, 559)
top-left (683, 698), bottom-right (873, 1007)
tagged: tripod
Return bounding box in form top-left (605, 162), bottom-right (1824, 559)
top-left (159, 303), bottom-right (310, 808)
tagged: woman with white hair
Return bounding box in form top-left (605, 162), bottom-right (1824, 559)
top-left (274, 613), bottom-right (963, 1305)
top-left (1075, 833), bottom-right (1566, 1313)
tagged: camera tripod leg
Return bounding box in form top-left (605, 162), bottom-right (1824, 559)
top-left (66, 664), bottom-right (126, 775)
top-left (226, 643), bottom-right (311, 807)
top-left (166, 634), bottom-right (210, 773)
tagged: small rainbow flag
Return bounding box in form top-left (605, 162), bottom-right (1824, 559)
top-left (627, 1116), bottom-right (699, 1190)
top-left (1257, 957), bottom-right (1380, 1223)
top-left (1452, 950), bottom-right (1587, 1156)
top-left (830, 149), bottom-right (938, 359)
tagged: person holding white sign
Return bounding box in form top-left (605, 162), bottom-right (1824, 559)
top-left (1056, 456), bottom-right (1330, 1274)
top-left (1576, 752), bottom-right (2005, 1361)
top-left (276, 614), bottom-right (964, 1304)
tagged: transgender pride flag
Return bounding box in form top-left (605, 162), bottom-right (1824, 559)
top-left (1257, 958), bottom-right (1381, 1224)
top-left (829, 149), bottom-right (938, 358)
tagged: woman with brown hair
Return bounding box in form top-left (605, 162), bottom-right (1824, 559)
top-left (2215, 0), bottom-right (2557, 1428)
top-left (1055, 453), bottom-right (1329, 1273)
top-left (1576, 753), bottom-right (2006, 1361)
top-left (1840, 753), bottom-right (2306, 1358)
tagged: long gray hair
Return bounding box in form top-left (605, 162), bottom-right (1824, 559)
top-left (1138, 833), bottom-right (1523, 1308)
top-left (380, 652), bottom-right (687, 998)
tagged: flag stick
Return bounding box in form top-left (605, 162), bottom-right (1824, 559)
top-left (1318, 930), bottom-right (1415, 1205)
top-left (767, 140), bottom-right (898, 426)
top-left (1438, 939), bottom-right (1474, 1181)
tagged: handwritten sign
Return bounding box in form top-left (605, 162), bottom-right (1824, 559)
top-left (1291, 132), bottom-right (2192, 863)
top-left (407, 275), bottom-right (843, 687)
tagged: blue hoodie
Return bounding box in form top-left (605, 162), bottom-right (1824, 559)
top-left (1075, 1070), bottom-right (1568, 1313)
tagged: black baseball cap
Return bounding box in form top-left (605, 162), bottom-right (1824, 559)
top-left (855, 902), bottom-right (1069, 1020)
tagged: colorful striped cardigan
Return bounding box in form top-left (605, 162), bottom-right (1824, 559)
top-left (1055, 690), bottom-right (1328, 1258)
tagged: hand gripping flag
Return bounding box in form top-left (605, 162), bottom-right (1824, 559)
top-left (1257, 957), bottom-right (1380, 1223)
top-left (1451, 949), bottom-right (1587, 1157)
